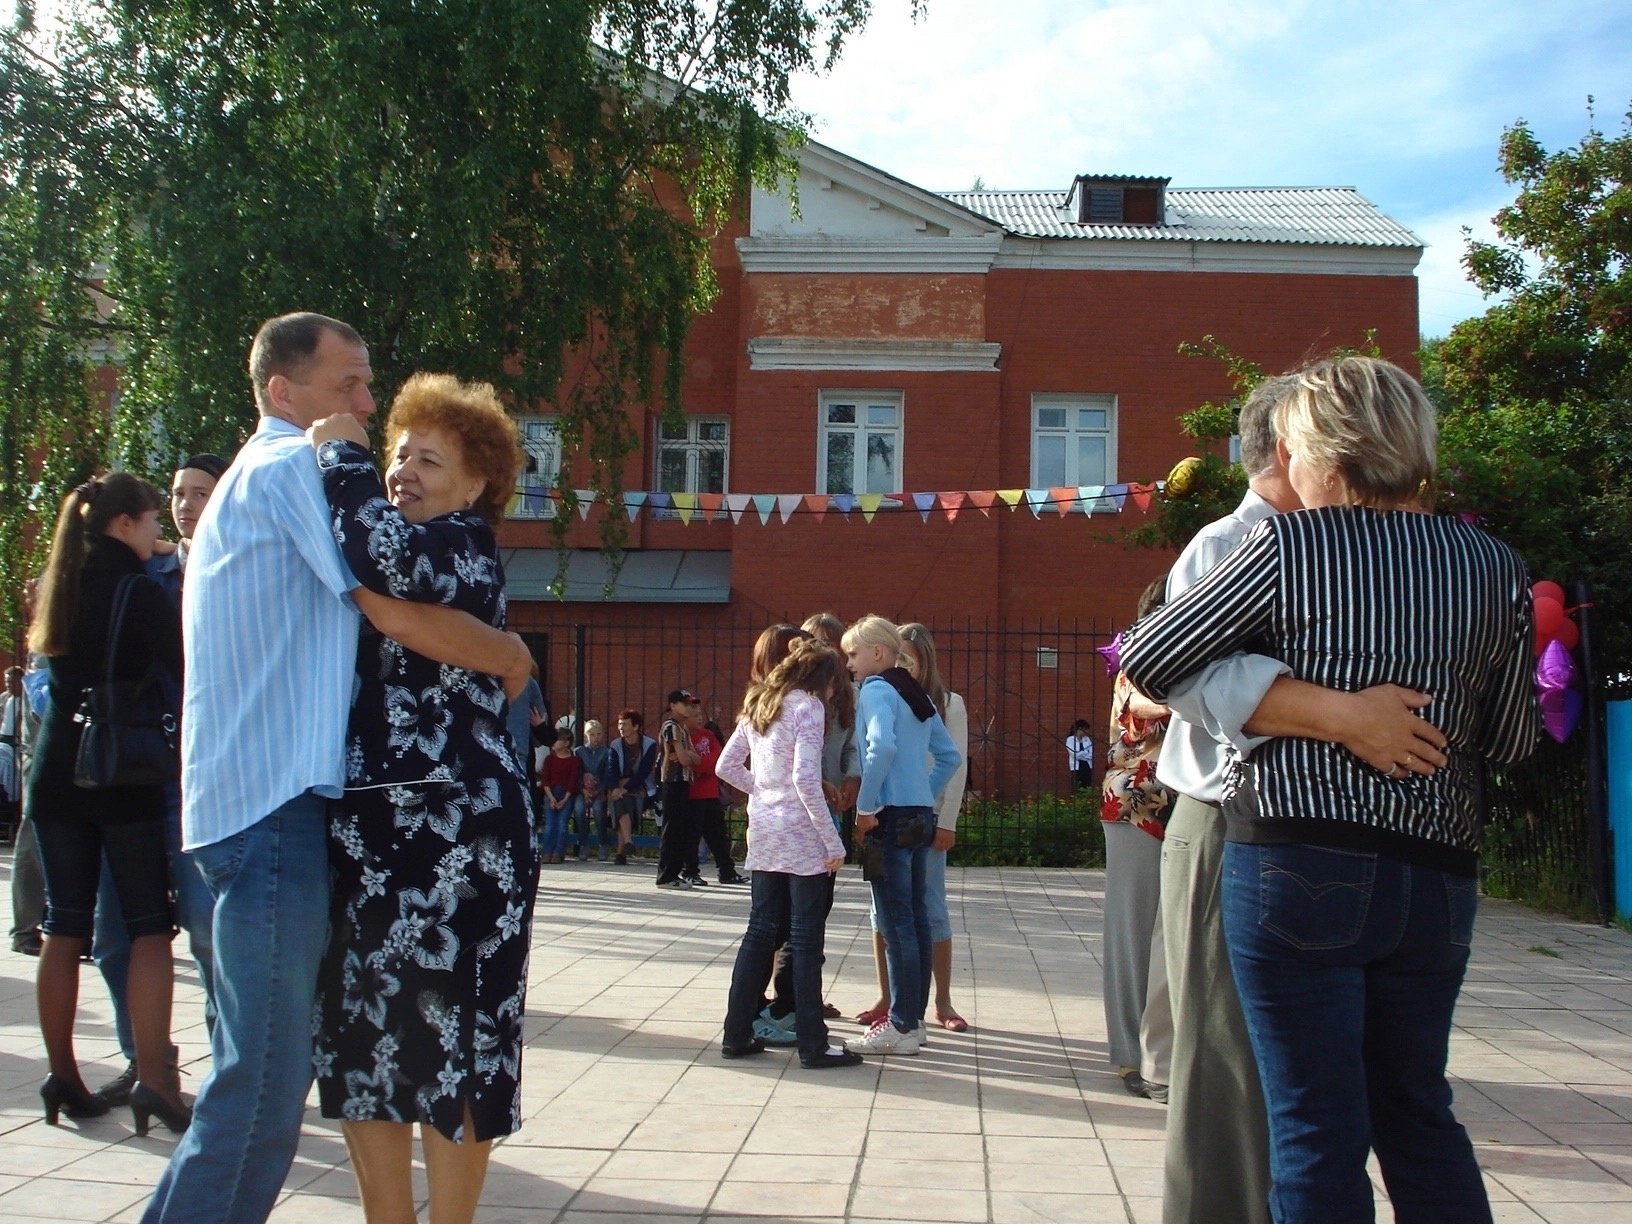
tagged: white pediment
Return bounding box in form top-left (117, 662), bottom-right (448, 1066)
top-left (742, 140), bottom-right (1005, 273)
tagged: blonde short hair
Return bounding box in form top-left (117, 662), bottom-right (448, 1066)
top-left (1275, 356), bottom-right (1437, 507)
top-left (583, 719), bottom-right (604, 737)
top-left (840, 614), bottom-right (901, 659)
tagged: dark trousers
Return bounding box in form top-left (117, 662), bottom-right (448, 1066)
top-left (656, 782), bottom-right (695, 884)
top-left (724, 870), bottom-right (833, 1062)
top-left (691, 797), bottom-right (736, 879)
top-left (768, 871), bottom-right (837, 1018)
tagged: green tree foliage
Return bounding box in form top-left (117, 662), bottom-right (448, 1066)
top-left (1433, 105), bottom-right (1632, 681)
top-left (1, 0), bottom-right (888, 634)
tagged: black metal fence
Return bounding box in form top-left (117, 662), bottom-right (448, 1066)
top-left (509, 606), bottom-right (1611, 900)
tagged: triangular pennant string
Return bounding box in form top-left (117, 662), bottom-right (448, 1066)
top-left (1049, 486), bottom-right (1076, 516)
top-left (1130, 482), bottom-right (1154, 512)
top-left (776, 493), bottom-right (802, 524)
top-left (647, 491), bottom-right (672, 513)
top-left (937, 491), bottom-right (966, 524)
top-left (997, 489), bottom-right (1024, 511)
top-left (671, 492), bottom-right (696, 524)
top-left (574, 489), bottom-right (596, 521)
top-left (967, 490), bottom-right (996, 517)
top-left (752, 493), bottom-right (776, 525)
top-left (830, 493), bottom-right (856, 519)
top-left (724, 493), bottom-right (750, 524)
top-left (623, 491), bottom-right (647, 521)
top-left (804, 494), bottom-right (830, 522)
top-left (912, 491), bottom-right (936, 523)
top-left (1025, 488), bottom-right (1049, 518)
top-left (1078, 484), bottom-right (1105, 515)
top-left (858, 493), bottom-right (883, 523)
top-left (698, 492), bottom-right (724, 522)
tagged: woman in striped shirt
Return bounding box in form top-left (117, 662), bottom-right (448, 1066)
top-left (1122, 356), bottom-right (1540, 1223)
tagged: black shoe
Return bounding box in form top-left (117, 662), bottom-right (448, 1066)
top-left (684, 874), bottom-right (708, 887)
top-left (13, 933), bottom-right (42, 956)
top-left (720, 1037), bottom-right (767, 1059)
top-left (95, 1061), bottom-right (138, 1108)
top-left (802, 1048), bottom-right (864, 1070)
top-left (614, 853), bottom-right (628, 865)
top-left (1147, 1081), bottom-right (1169, 1104)
top-left (1124, 1072), bottom-right (1160, 1100)
top-left (130, 1082), bottom-right (192, 1135)
top-left (719, 873), bottom-right (750, 886)
top-left (41, 1074), bottom-right (109, 1125)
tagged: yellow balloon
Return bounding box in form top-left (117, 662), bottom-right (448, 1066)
top-left (1166, 456), bottom-right (1203, 498)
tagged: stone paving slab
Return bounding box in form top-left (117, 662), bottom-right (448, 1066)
top-left (2, 852), bottom-right (1630, 1222)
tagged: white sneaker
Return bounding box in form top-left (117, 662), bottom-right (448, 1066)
top-left (844, 1019), bottom-right (922, 1056)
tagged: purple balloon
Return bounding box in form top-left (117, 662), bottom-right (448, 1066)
top-left (1539, 685), bottom-right (1583, 744)
top-left (1096, 633), bottom-right (1123, 677)
top-left (1535, 638), bottom-right (1577, 692)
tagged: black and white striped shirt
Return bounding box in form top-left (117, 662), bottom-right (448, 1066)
top-left (1122, 506), bottom-right (1542, 876)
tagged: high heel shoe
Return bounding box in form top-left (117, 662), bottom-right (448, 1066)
top-left (41, 1074), bottom-right (110, 1125)
top-left (130, 1083), bottom-right (192, 1136)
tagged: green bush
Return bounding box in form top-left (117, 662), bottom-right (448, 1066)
top-left (950, 792), bottom-right (1107, 868)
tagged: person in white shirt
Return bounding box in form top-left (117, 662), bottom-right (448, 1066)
top-left (1066, 719), bottom-right (1095, 790)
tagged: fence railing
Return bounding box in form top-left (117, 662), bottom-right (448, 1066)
top-left (509, 607), bottom-right (1608, 905)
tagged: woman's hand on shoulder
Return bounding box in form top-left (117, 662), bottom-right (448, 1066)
top-left (307, 414), bottom-right (369, 451)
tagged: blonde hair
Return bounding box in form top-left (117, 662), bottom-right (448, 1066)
top-left (1275, 357), bottom-right (1437, 507)
top-left (583, 719), bottom-right (604, 737)
top-left (739, 638), bottom-right (842, 734)
top-left (898, 622), bottom-right (948, 718)
top-left (840, 613), bottom-right (901, 660)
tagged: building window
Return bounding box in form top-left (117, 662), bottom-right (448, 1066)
top-left (1031, 394), bottom-right (1116, 491)
top-left (655, 416), bottom-right (729, 496)
top-left (819, 391), bottom-right (901, 496)
top-left (511, 415), bottom-right (562, 519)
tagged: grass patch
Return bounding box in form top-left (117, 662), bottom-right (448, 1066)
top-left (1527, 944), bottom-right (1562, 958)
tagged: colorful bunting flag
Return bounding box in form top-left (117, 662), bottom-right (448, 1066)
top-left (1129, 482), bottom-right (1154, 512)
top-left (1025, 489), bottom-right (1049, 518)
top-left (937, 491), bottom-right (966, 524)
top-left (574, 489), bottom-right (596, 521)
top-left (623, 491), bottom-right (646, 521)
top-left (724, 493), bottom-right (750, 524)
top-left (1049, 486), bottom-right (1076, 516)
top-left (831, 493), bottom-right (856, 519)
top-left (751, 493), bottom-right (776, 525)
top-left (804, 494), bottom-right (830, 522)
top-left (698, 492), bottom-right (724, 522)
top-left (671, 492), bottom-right (696, 524)
top-left (858, 493), bottom-right (883, 523)
top-left (912, 492), bottom-right (937, 522)
top-left (776, 494), bottom-right (802, 524)
top-left (997, 489), bottom-right (1024, 511)
top-left (967, 490), bottom-right (996, 517)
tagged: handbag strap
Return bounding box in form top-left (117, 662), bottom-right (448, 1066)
top-left (101, 574), bottom-right (141, 688)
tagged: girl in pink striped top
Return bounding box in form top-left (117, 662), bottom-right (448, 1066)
top-left (716, 638), bottom-right (859, 1069)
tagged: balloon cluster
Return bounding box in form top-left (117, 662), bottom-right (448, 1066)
top-left (1532, 580), bottom-right (1582, 744)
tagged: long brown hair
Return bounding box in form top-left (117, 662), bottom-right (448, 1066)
top-left (740, 637), bottom-right (842, 734)
top-left (29, 473), bottom-right (165, 657)
top-left (898, 622), bottom-right (949, 718)
top-left (750, 623), bottom-right (809, 681)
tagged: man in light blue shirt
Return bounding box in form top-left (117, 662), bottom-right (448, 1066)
top-left (144, 313), bottom-right (532, 1224)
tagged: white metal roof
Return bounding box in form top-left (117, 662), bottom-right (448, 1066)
top-left (939, 187), bottom-right (1423, 248)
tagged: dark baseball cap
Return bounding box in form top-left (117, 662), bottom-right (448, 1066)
top-left (180, 453), bottom-right (230, 481)
top-left (666, 689), bottom-right (700, 705)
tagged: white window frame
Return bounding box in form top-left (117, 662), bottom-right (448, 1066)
top-left (654, 415), bottom-right (730, 496)
top-left (817, 389), bottom-right (904, 497)
top-left (511, 415), bottom-right (563, 520)
top-left (1030, 394), bottom-right (1117, 504)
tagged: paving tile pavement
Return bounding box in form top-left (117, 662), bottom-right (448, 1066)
top-left (2, 853), bottom-right (1630, 1222)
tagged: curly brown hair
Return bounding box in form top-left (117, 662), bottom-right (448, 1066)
top-left (385, 373), bottom-right (524, 523)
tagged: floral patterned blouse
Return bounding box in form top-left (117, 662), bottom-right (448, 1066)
top-left (1100, 671), bottom-right (1174, 840)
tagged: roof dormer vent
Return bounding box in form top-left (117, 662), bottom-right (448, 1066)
top-left (1068, 175), bottom-right (1170, 225)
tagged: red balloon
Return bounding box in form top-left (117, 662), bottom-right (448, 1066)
top-left (1555, 617), bottom-right (1580, 652)
top-left (1532, 580), bottom-right (1566, 606)
top-left (1533, 596), bottom-right (1565, 641)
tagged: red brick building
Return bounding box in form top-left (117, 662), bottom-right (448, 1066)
top-left (499, 139), bottom-right (1423, 766)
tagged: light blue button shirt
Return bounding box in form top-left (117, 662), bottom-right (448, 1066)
top-left (180, 417), bottom-right (360, 850)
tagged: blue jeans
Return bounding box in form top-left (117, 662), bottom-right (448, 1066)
top-left (142, 792), bottom-right (332, 1224)
top-left (540, 791), bottom-right (569, 856)
top-left (1221, 841), bottom-right (1490, 1224)
top-left (867, 806), bottom-right (935, 1032)
top-left (96, 790), bottom-right (218, 1057)
top-left (724, 870), bottom-right (832, 1062)
top-left (568, 793), bottom-right (609, 857)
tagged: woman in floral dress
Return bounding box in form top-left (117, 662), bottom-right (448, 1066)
top-left (307, 373), bottom-right (534, 1224)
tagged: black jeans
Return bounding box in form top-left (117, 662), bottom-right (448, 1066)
top-left (656, 782), bottom-right (695, 884)
top-left (724, 870), bottom-right (832, 1062)
top-left (691, 797), bottom-right (737, 879)
top-left (35, 816), bottom-right (171, 940)
top-left (768, 871), bottom-right (837, 1018)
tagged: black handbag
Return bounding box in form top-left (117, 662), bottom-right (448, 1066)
top-left (72, 575), bottom-right (178, 789)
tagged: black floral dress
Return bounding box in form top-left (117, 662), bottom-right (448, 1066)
top-left (311, 439), bottom-right (538, 1143)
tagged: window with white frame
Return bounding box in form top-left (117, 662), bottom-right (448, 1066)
top-left (1031, 394), bottom-right (1116, 491)
top-left (655, 416), bottom-right (729, 496)
top-left (511, 415), bottom-right (562, 519)
top-left (819, 391), bottom-right (901, 496)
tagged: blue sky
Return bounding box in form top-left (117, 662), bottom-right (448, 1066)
top-left (787, 0), bottom-right (1632, 340)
